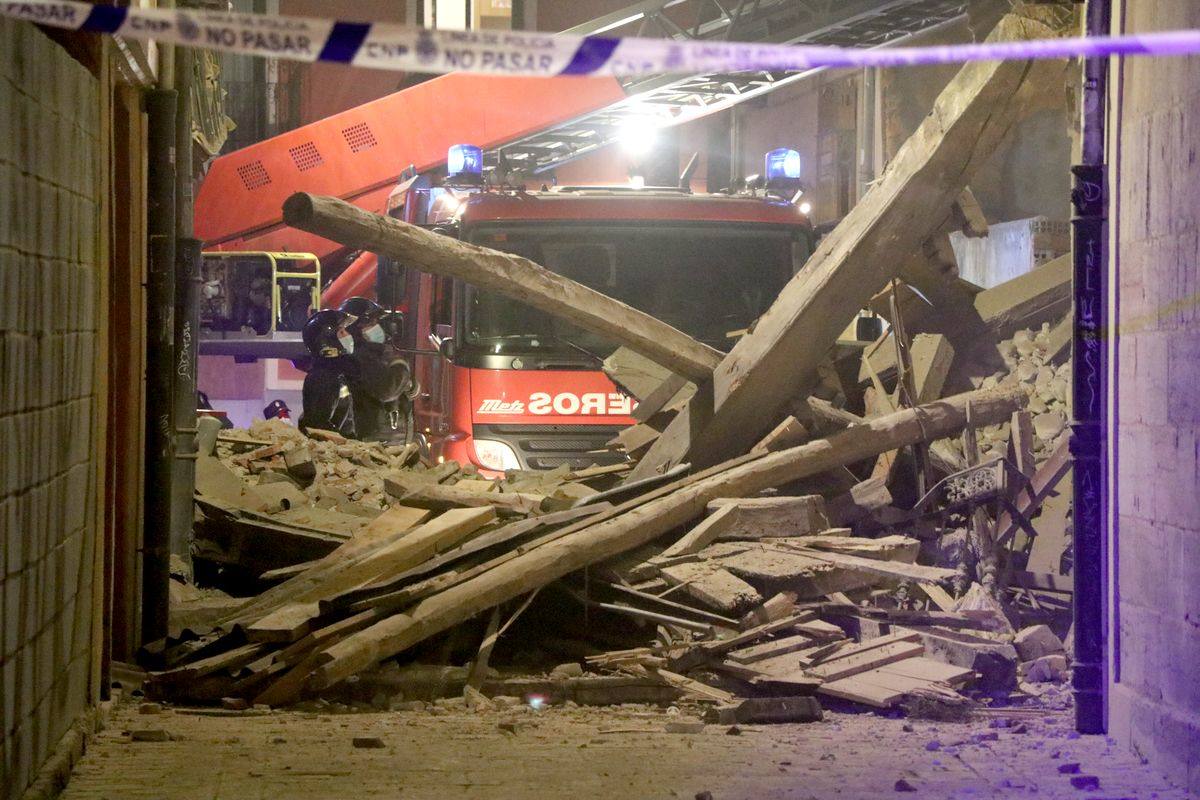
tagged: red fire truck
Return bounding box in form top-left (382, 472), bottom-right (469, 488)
top-left (354, 175), bottom-right (814, 472)
top-left (195, 75), bottom-right (814, 472)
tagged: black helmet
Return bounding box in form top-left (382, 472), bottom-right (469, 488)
top-left (339, 297), bottom-right (384, 330)
top-left (379, 310), bottom-right (406, 346)
top-left (303, 309), bottom-right (356, 357)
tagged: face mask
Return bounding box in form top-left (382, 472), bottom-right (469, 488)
top-left (338, 332), bottom-right (355, 354)
top-left (363, 324), bottom-right (386, 344)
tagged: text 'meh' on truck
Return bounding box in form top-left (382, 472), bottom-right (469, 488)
top-left (315, 143), bottom-right (816, 475)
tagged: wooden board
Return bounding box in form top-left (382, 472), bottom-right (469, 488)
top-left (659, 504), bottom-right (739, 559)
top-left (818, 675), bottom-right (906, 708)
top-left (384, 473), bottom-right (545, 516)
top-left (727, 633), bottom-right (818, 665)
top-left (659, 562), bottom-right (763, 615)
top-left (245, 602), bottom-right (321, 643)
top-left (909, 333), bottom-right (955, 404)
top-left (973, 253), bottom-right (1072, 340)
top-left (1024, 478), bottom-right (1072, 575)
top-left (875, 657), bottom-right (975, 686)
top-left (826, 478), bottom-right (893, 527)
top-left (808, 639), bottom-right (925, 681)
top-left (753, 416), bottom-right (810, 453)
top-left (706, 495), bottom-right (831, 539)
top-left (780, 546), bottom-right (958, 586)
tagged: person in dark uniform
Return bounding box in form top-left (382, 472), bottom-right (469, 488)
top-left (240, 276), bottom-right (274, 335)
top-left (338, 297), bottom-right (417, 446)
top-left (297, 308), bottom-right (359, 437)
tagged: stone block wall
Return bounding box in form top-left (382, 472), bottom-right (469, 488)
top-left (0, 19), bottom-right (102, 799)
top-left (1111, 0), bottom-right (1200, 793)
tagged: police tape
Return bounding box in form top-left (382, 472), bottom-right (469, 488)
top-left (3, 0), bottom-right (1200, 78)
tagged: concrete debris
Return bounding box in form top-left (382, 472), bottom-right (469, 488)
top-left (1013, 625), bottom-right (1066, 662)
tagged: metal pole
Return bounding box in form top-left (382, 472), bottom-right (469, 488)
top-left (1070, 0), bottom-right (1111, 735)
top-left (143, 89), bottom-right (177, 645)
top-left (171, 46), bottom-right (199, 572)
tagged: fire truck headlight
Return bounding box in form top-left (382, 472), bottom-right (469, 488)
top-left (473, 439), bottom-right (521, 472)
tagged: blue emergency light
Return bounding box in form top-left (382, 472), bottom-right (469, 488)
top-left (447, 144), bottom-right (483, 179)
top-left (765, 148), bottom-right (801, 181)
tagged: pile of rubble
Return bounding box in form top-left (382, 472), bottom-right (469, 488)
top-left (150, 8), bottom-right (1077, 724)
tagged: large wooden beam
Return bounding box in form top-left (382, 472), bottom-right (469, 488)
top-left (306, 385), bottom-right (1025, 690)
top-left (282, 193), bottom-right (721, 382)
top-left (630, 14), bottom-right (1059, 477)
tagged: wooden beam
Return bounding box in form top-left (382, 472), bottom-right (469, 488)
top-left (705, 496), bottom-right (831, 539)
top-left (909, 334), bottom-right (955, 405)
top-left (306, 387), bottom-right (1026, 691)
top-left (630, 14), bottom-right (1057, 476)
top-left (658, 504), bottom-right (739, 559)
top-left (753, 416), bottom-right (810, 453)
top-left (973, 253), bottom-right (1072, 341)
top-left (282, 193), bottom-right (721, 382)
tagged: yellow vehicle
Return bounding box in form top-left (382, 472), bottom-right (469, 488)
top-left (198, 251), bottom-right (321, 359)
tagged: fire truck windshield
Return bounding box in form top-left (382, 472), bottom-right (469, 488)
top-left (463, 223), bottom-right (804, 361)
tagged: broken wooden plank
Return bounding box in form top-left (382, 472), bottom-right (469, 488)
top-left (808, 639), bottom-right (925, 681)
top-left (245, 603), bottom-right (321, 644)
top-left (659, 562), bottom-right (763, 615)
top-left (1044, 314), bottom-right (1073, 364)
top-left (630, 14), bottom-right (1059, 475)
top-left (383, 473), bottom-right (545, 516)
top-left (817, 675), bottom-right (906, 708)
top-left (326, 504), bottom-right (611, 612)
top-left (1008, 410), bottom-right (1037, 484)
top-left (737, 591), bottom-right (798, 630)
top-left (706, 496), bottom-right (831, 539)
top-left (779, 545), bottom-right (959, 587)
top-left (727, 633), bottom-right (819, 665)
top-left (974, 253), bottom-right (1072, 340)
top-left (705, 697), bottom-right (823, 724)
top-left (649, 668), bottom-right (736, 703)
top-left (659, 504), bottom-right (739, 559)
top-left (1023, 479), bottom-right (1072, 576)
top-left (909, 333), bottom-right (955, 404)
top-left (283, 193), bottom-right (721, 382)
top-left (753, 416), bottom-right (811, 453)
top-left (875, 657), bottom-right (976, 686)
top-left (825, 478), bottom-right (893, 527)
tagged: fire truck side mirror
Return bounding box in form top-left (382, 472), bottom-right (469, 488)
top-left (430, 323), bottom-right (456, 360)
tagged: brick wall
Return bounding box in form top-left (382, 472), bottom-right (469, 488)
top-left (0, 19), bottom-right (102, 799)
top-left (1110, 0), bottom-right (1200, 793)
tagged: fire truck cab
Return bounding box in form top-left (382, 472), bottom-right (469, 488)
top-left (368, 172), bottom-right (815, 473)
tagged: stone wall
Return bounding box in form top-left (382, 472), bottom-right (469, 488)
top-left (0, 19), bottom-right (102, 799)
top-left (1110, 0), bottom-right (1200, 793)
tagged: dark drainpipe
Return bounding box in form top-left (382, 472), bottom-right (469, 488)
top-left (1070, 0), bottom-right (1111, 735)
top-left (142, 88), bottom-right (178, 646)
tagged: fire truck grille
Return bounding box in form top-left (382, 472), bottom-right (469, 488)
top-left (473, 424), bottom-right (628, 471)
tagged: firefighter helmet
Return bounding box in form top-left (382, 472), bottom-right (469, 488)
top-left (339, 296), bottom-right (383, 327)
top-left (340, 297), bottom-right (387, 345)
top-left (302, 309), bottom-right (356, 357)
